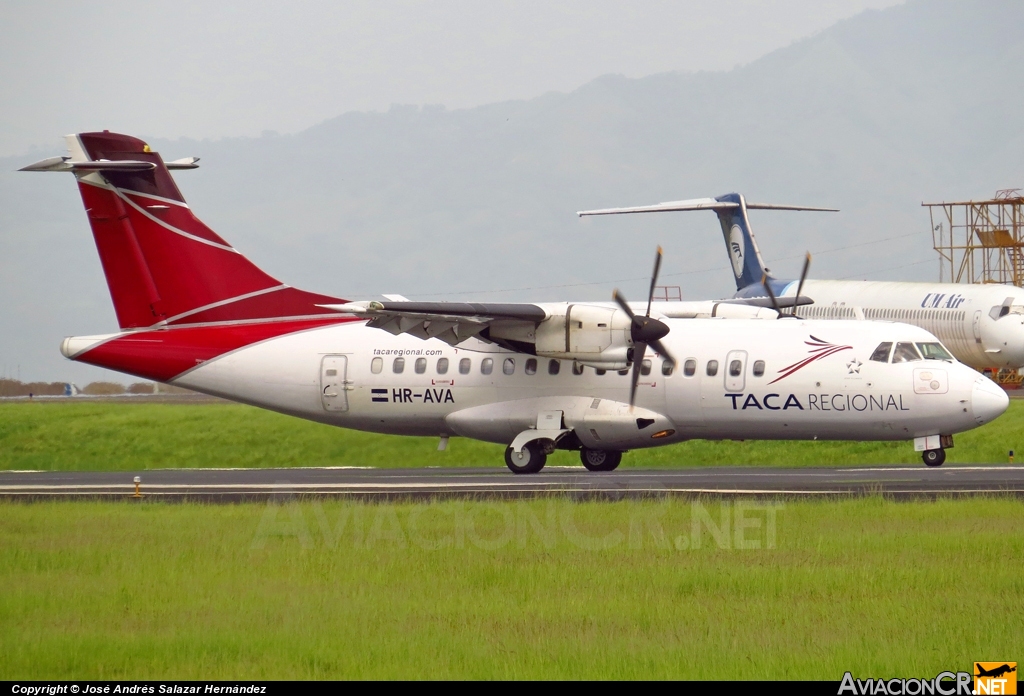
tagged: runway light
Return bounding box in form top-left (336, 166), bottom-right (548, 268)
top-left (651, 429), bottom-right (676, 439)
top-left (133, 476), bottom-right (142, 498)
top-left (1010, 450), bottom-right (1015, 464)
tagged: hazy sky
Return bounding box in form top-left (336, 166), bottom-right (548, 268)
top-left (1, 0), bottom-right (902, 157)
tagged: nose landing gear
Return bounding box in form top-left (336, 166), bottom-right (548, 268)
top-left (922, 448), bottom-right (946, 467)
top-left (917, 434), bottom-right (952, 467)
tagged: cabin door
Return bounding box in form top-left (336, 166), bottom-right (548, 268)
top-left (321, 355), bottom-right (351, 412)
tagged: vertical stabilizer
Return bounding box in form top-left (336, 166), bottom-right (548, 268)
top-left (23, 132), bottom-right (345, 330)
top-left (712, 193), bottom-right (771, 291)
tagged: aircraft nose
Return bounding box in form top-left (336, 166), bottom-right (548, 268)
top-left (971, 377), bottom-right (1009, 425)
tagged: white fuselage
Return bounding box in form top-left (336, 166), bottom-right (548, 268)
top-left (154, 317), bottom-right (1002, 450)
top-left (778, 280), bottom-right (1024, 370)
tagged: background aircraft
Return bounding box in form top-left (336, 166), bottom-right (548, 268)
top-left (579, 193), bottom-right (1024, 372)
top-left (21, 134), bottom-right (1008, 471)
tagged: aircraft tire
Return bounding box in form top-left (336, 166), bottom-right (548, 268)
top-left (922, 448), bottom-right (946, 467)
top-left (505, 442), bottom-right (547, 474)
top-left (580, 448), bottom-right (622, 472)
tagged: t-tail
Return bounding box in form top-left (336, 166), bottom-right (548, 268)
top-left (577, 192), bottom-right (837, 295)
top-left (21, 132), bottom-right (352, 383)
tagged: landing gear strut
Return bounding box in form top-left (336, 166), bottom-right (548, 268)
top-left (505, 441), bottom-right (547, 474)
top-left (580, 448), bottom-right (622, 472)
top-left (922, 448), bottom-right (946, 467)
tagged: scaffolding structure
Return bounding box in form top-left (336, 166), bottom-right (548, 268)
top-left (924, 189), bottom-right (1024, 286)
top-left (652, 286), bottom-right (682, 302)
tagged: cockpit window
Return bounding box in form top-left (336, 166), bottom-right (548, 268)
top-left (916, 342), bottom-right (953, 361)
top-left (891, 342), bottom-right (922, 363)
top-left (869, 342), bottom-right (892, 363)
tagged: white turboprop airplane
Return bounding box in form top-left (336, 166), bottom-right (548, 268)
top-left (579, 193), bottom-right (1024, 372)
top-left (20, 133), bottom-right (1009, 471)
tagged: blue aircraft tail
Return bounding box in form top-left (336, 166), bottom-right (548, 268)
top-left (713, 193), bottom-right (771, 292)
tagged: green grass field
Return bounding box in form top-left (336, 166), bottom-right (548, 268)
top-left (1, 400), bottom-right (1021, 471)
top-left (1, 497), bottom-right (1021, 679)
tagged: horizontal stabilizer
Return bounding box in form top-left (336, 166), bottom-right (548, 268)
top-left (578, 197), bottom-right (837, 217)
top-left (578, 197), bottom-right (735, 216)
top-left (747, 203), bottom-right (838, 212)
top-left (166, 157), bottom-right (200, 170)
top-left (20, 156), bottom-right (198, 173)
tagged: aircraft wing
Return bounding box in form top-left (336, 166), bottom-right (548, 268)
top-left (319, 301), bottom-right (547, 347)
top-left (722, 296), bottom-right (813, 309)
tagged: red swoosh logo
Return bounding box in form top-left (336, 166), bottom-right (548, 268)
top-left (768, 334), bottom-right (852, 385)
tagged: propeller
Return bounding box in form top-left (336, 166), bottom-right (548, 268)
top-left (790, 252), bottom-right (812, 316)
top-left (761, 252), bottom-right (813, 319)
top-left (612, 246), bottom-right (676, 409)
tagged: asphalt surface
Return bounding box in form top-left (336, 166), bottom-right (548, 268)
top-left (2, 465), bottom-right (1024, 501)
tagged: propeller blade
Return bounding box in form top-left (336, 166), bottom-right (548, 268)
top-left (791, 252), bottom-right (812, 317)
top-left (761, 273), bottom-right (782, 316)
top-left (612, 290), bottom-right (637, 320)
top-left (648, 338), bottom-right (676, 367)
top-left (646, 246), bottom-right (663, 317)
top-left (629, 342), bottom-right (648, 409)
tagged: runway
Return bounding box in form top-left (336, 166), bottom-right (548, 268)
top-left (2, 464), bottom-right (1024, 501)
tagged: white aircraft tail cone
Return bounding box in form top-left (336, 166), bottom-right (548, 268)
top-left (972, 377), bottom-right (1010, 425)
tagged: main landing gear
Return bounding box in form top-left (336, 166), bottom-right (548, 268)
top-left (922, 448), bottom-right (946, 467)
top-left (503, 443), bottom-right (624, 474)
top-left (580, 447), bottom-right (622, 472)
top-left (504, 441), bottom-right (547, 474)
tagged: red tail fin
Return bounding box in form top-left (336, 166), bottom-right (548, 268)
top-left (59, 132), bottom-right (344, 329)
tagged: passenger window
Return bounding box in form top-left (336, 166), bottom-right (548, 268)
top-left (706, 360), bottom-right (719, 377)
top-left (640, 359), bottom-right (651, 376)
top-left (503, 358), bottom-right (515, 375)
top-left (752, 360), bottom-right (765, 377)
top-left (459, 358), bottom-right (471, 374)
top-left (415, 357), bottom-right (427, 373)
top-left (683, 359), bottom-right (696, 377)
top-left (596, 368), bottom-right (606, 376)
top-left (525, 358), bottom-right (537, 375)
top-left (870, 342), bottom-right (892, 363)
top-left (662, 360), bottom-right (673, 376)
top-left (572, 362), bottom-right (584, 375)
top-left (393, 357), bottom-right (405, 374)
top-left (436, 357), bottom-right (449, 374)
top-left (481, 358), bottom-right (493, 375)
top-left (548, 359), bottom-right (560, 375)
top-left (729, 359), bottom-right (742, 377)
top-left (371, 357), bottom-right (383, 374)
top-left (916, 342), bottom-right (953, 361)
top-left (892, 342), bottom-right (922, 363)
top-left (326, 369), bottom-right (337, 376)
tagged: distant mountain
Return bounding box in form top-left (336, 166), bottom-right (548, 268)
top-left (2, 0), bottom-right (1022, 381)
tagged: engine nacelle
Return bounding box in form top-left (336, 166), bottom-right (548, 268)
top-left (534, 303), bottom-right (633, 367)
